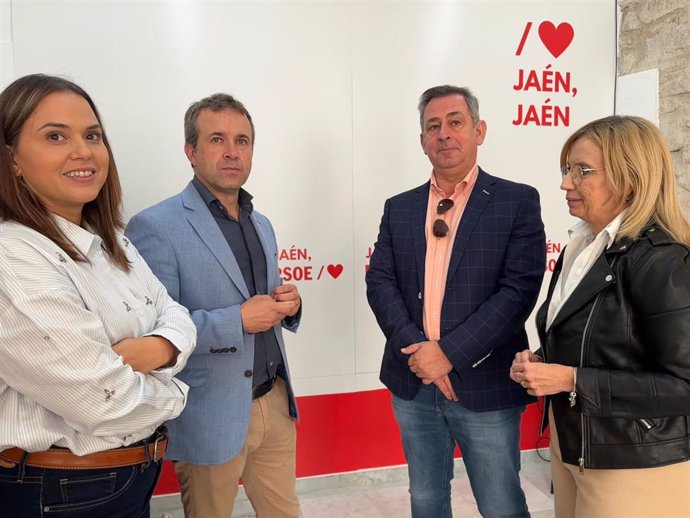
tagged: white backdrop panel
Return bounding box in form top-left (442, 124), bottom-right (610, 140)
top-left (7, 0), bottom-right (616, 396)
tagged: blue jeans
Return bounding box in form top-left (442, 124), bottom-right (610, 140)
top-left (0, 457), bottom-right (162, 518)
top-left (393, 385), bottom-right (529, 518)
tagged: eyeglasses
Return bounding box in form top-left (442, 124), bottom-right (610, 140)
top-left (433, 198), bottom-right (454, 238)
top-left (560, 164), bottom-right (602, 186)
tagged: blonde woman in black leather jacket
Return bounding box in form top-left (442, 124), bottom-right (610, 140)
top-left (510, 115), bottom-right (690, 518)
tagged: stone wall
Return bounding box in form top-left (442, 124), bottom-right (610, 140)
top-left (619, 0), bottom-right (690, 213)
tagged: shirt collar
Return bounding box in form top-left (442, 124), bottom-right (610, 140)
top-left (53, 215), bottom-right (102, 256)
top-left (430, 164), bottom-right (479, 198)
top-left (192, 177), bottom-right (254, 214)
top-left (567, 209), bottom-right (628, 250)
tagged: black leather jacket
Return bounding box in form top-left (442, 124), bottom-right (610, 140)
top-left (537, 225), bottom-right (690, 469)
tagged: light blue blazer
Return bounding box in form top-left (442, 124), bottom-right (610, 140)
top-left (126, 181), bottom-right (299, 465)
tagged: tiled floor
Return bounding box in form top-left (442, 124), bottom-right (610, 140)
top-left (151, 450), bottom-right (554, 518)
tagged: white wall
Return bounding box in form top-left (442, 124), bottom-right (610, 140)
top-left (3, 0), bottom-right (617, 396)
top-left (0, 0), bottom-right (12, 86)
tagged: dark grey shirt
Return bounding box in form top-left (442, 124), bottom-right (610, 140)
top-left (193, 177), bottom-right (284, 389)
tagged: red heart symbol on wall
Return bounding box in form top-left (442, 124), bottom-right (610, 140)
top-left (538, 21), bottom-right (574, 58)
top-left (327, 264), bottom-right (343, 279)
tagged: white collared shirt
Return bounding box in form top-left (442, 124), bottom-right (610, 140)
top-left (0, 217), bottom-right (196, 455)
top-left (546, 211), bottom-right (627, 330)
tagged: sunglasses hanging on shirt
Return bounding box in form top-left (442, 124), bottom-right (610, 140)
top-left (433, 198), bottom-right (454, 238)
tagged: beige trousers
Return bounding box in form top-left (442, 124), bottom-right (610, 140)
top-left (549, 409), bottom-right (690, 518)
top-left (175, 377), bottom-right (299, 518)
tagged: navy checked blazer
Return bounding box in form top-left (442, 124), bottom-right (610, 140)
top-left (366, 168), bottom-right (546, 411)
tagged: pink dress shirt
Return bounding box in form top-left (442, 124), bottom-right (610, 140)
top-left (423, 165), bottom-right (479, 341)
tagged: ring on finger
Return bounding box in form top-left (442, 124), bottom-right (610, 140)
top-left (521, 380), bottom-right (527, 388)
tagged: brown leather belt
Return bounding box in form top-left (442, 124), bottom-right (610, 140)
top-left (0, 431), bottom-right (167, 470)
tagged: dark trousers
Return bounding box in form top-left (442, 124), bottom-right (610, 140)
top-left (0, 457), bottom-right (162, 518)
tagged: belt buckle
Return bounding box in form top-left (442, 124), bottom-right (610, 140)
top-left (252, 376), bottom-right (276, 400)
top-left (152, 434), bottom-right (164, 462)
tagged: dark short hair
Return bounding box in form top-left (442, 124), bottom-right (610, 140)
top-left (184, 93), bottom-right (255, 148)
top-left (0, 73), bottom-right (129, 270)
top-left (418, 85), bottom-right (480, 129)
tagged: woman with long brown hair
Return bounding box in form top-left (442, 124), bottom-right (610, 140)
top-left (0, 74), bottom-right (196, 518)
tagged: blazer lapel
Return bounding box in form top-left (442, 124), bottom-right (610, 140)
top-left (181, 182), bottom-right (251, 299)
top-left (446, 169), bottom-right (495, 280)
top-left (411, 183), bottom-right (430, 291)
top-left (250, 212), bottom-right (278, 290)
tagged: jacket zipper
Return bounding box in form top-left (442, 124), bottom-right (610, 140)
top-left (577, 290), bottom-right (605, 474)
top-left (638, 418), bottom-right (655, 431)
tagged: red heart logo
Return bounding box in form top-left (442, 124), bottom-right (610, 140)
top-left (327, 264), bottom-right (343, 279)
top-left (538, 21), bottom-right (574, 58)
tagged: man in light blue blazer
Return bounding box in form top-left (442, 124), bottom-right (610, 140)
top-left (126, 94), bottom-right (302, 518)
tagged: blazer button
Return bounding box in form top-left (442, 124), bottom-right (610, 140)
top-left (222, 347), bottom-right (230, 353)
top-left (229, 347), bottom-right (237, 353)
top-left (209, 347), bottom-right (217, 353)
top-left (244, 370), bottom-right (253, 378)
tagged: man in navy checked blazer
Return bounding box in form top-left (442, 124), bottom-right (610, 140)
top-left (366, 85), bottom-right (545, 518)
